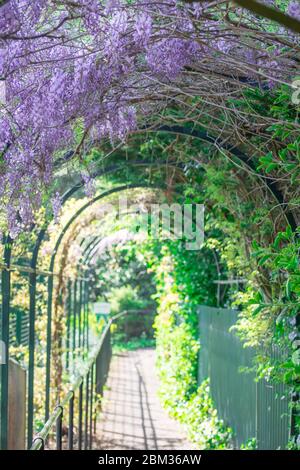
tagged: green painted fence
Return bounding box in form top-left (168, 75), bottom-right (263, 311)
top-left (198, 306), bottom-right (291, 449)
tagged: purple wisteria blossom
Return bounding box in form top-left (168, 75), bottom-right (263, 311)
top-left (147, 38), bottom-right (199, 80)
top-left (288, 0), bottom-right (300, 20)
top-left (134, 13), bottom-right (152, 46)
top-left (51, 192), bottom-right (62, 223)
top-left (82, 172), bottom-right (96, 198)
top-left (0, 0), bottom-right (298, 236)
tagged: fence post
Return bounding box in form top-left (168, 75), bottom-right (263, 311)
top-left (79, 280), bottom-right (83, 350)
top-left (56, 406), bottom-right (63, 450)
top-left (66, 280), bottom-right (71, 370)
top-left (89, 364), bottom-right (94, 449)
top-left (73, 280), bottom-right (77, 361)
top-left (86, 281), bottom-right (90, 351)
top-left (82, 281), bottom-right (86, 351)
top-left (95, 347), bottom-right (103, 396)
top-left (28, 269), bottom-right (37, 448)
top-left (45, 272), bottom-right (54, 422)
top-left (84, 371), bottom-right (90, 450)
top-left (68, 391), bottom-right (74, 450)
top-left (78, 381), bottom-right (83, 450)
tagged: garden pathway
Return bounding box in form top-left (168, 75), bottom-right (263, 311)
top-left (95, 348), bottom-right (194, 450)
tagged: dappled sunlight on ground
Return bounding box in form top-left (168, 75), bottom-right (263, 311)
top-left (95, 349), bottom-right (194, 450)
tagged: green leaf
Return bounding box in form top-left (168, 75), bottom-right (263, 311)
top-left (258, 254), bottom-right (272, 265)
top-left (252, 305), bottom-right (264, 316)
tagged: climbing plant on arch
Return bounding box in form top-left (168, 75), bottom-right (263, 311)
top-left (0, 0), bottom-right (300, 450)
top-left (0, 0), bottom-right (299, 234)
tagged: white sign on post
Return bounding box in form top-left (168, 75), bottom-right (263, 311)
top-left (93, 302), bottom-right (111, 315)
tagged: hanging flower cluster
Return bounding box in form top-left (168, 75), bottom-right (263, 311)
top-left (0, 0), bottom-right (299, 237)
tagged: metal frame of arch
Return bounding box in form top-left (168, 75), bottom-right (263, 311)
top-left (1, 123), bottom-right (297, 449)
top-left (25, 160), bottom-right (177, 447)
top-left (43, 182), bottom-right (168, 437)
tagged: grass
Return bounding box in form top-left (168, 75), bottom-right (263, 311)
top-left (112, 336), bottom-right (156, 352)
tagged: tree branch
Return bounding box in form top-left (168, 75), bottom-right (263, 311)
top-left (183, 0), bottom-right (300, 33)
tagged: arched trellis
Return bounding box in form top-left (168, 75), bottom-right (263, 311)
top-left (31, 179), bottom-right (195, 448)
top-left (61, 200), bottom-right (176, 384)
top-left (65, 233), bottom-right (117, 371)
top-left (36, 123), bottom-right (298, 444)
top-left (1, 123), bottom-right (296, 449)
top-left (63, 236), bottom-right (104, 371)
top-left (0, 160), bottom-right (180, 449)
top-left (67, 234), bottom-right (105, 361)
top-left (80, 236), bottom-right (104, 268)
top-left (153, 126), bottom-right (297, 231)
top-left (42, 183), bottom-right (171, 445)
top-left (55, 124), bottom-right (296, 231)
top-left (26, 160), bottom-right (181, 447)
top-left (64, 230), bottom-right (130, 373)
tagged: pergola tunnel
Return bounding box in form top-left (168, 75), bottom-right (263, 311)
top-left (0, 0), bottom-right (300, 455)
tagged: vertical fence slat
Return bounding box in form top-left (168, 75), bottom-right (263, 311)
top-left (68, 392), bottom-right (74, 450)
top-left (89, 364), bottom-right (94, 449)
top-left (56, 407), bottom-right (63, 451)
top-left (28, 270), bottom-right (37, 449)
top-left (78, 381), bottom-right (83, 450)
top-left (66, 280), bottom-right (71, 370)
top-left (79, 280), bottom-right (82, 349)
top-left (0, 237), bottom-right (12, 450)
top-left (45, 273), bottom-right (54, 423)
top-left (73, 281), bottom-right (77, 362)
top-left (84, 371), bottom-right (90, 450)
top-left (198, 305), bottom-right (290, 449)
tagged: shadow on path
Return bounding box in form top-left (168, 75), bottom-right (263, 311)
top-left (94, 349), bottom-right (194, 450)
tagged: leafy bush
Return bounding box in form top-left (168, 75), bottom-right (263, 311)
top-left (142, 239), bottom-right (234, 449)
top-left (112, 336), bottom-right (155, 352)
top-left (181, 380), bottom-right (233, 450)
top-left (108, 285), bottom-right (155, 342)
